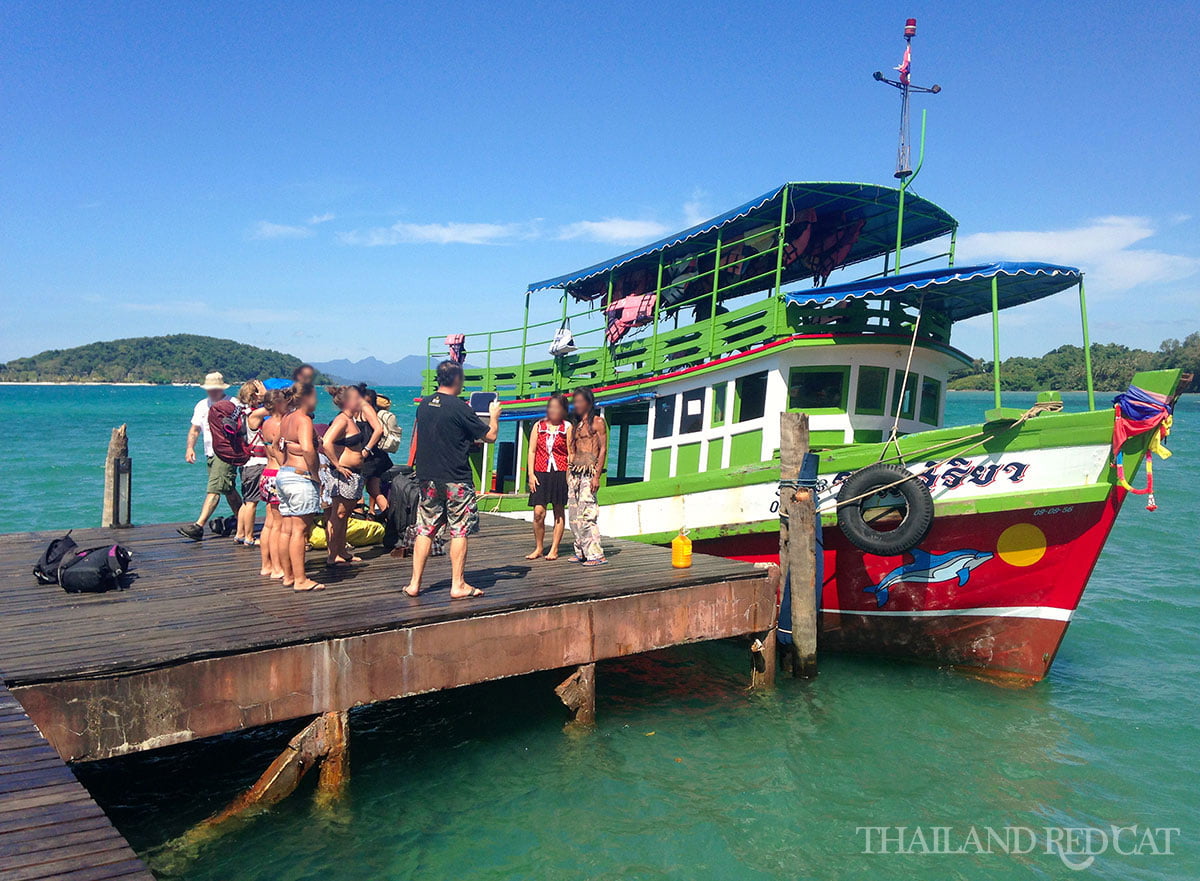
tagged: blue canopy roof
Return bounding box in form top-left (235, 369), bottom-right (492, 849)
top-left (527, 182), bottom-right (957, 293)
top-left (783, 262), bottom-right (1082, 322)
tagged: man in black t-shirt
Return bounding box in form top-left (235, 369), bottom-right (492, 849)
top-left (404, 360), bottom-right (500, 599)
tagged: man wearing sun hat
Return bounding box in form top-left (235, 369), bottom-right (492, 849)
top-left (178, 371), bottom-right (244, 541)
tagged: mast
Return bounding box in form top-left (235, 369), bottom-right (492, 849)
top-left (874, 18), bottom-right (941, 274)
top-left (873, 18), bottom-right (941, 179)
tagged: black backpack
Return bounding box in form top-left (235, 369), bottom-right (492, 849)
top-left (58, 544), bottom-right (133, 594)
top-left (208, 515), bottom-right (238, 537)
top-left (33, 532), bottom-right (78, 584)
top-left (383, 468), bottom-right (421, 549)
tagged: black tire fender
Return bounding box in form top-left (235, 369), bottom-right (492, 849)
top-left (836, 463), bottom-right (934, 556)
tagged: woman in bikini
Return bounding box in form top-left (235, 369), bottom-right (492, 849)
top-left (251, 388), bottom-right (290, 580)
top-left (567, 387), bottom-right (608, 566)
top-left (275, 383), bottom-right (325, 591)
top-left (320, 385), bottom-right (384, 568)
top-left (526, 394), bottom-right (572, 561)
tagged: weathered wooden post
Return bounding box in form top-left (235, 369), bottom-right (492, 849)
top-left (749, 564), bottom-right (780, 690)
top-left (779, 412), bottom-right (818, 678)
top-left (101, 425), bottom-right (132, 528)
top-left (555, 663), bottom-right (596, 726)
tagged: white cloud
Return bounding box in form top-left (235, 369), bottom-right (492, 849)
top-left (340, 221), bottom-right (534, 246)
top-left (951, 216), bottom-right (1200, 295)
top-left (557, 218), bottom-right (671, 244)
top-left (308, 212), bottom-right (335, 225)
top-left (250, 220), bottom-right (314, 240)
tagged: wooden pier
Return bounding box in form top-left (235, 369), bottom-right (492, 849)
top-left (0, 514), bottom-right (775, 877)
top-left (0, 682), bottom-right (155, 881)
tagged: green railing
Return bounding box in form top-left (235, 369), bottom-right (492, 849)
top-left (424, 292), bottom-right (949, 397)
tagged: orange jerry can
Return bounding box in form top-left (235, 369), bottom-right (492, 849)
top-left (671, 530), bottom-right (693, 569)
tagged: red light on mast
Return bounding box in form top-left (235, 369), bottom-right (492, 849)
top-left (904, 18), bottom-right (917, 38)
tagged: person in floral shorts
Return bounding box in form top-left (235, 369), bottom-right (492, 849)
top-left (403, 361), bottom-right (500, 600)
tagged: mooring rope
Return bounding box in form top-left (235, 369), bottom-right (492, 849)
top-left (819, 399), bottom-right (1063, 514)
top-left (879, 295), bottom-right (926, 464)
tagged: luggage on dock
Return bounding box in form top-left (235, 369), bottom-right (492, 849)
top-left (309, 515), bottom-right (384, 550)
top-left (33, 532), bottom-right (78, 584)
top-left (58, 544), bottom-right (132, 594)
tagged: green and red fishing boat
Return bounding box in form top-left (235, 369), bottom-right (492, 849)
top-left (422, 25), bottom-right (1184, 683)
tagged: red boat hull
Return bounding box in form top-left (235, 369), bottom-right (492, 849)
top-left (696, 489), bottom-right (1125, 682)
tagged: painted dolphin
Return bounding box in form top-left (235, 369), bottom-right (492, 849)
top-left (864, 548), bottom-right (994, 608)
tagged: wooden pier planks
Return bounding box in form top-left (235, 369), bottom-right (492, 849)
top-left (0, 515), bottom-right (764, 686)
top-left (0, 683), bottom-right (155, 881)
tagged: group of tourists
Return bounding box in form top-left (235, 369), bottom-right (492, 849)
top-left (180, 360), bottom-right (608, 597)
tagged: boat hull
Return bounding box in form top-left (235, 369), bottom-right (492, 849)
top-left (695, 490), bottom-right (1125, 682)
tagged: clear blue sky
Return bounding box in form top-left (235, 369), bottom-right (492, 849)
top-left (2, 0), bottom-right (1197, 366)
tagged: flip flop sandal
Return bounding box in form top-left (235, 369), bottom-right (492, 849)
top-left (582, 558), bottom-right (609, 567)
top-left (568, 556), bottom-right (583, 563)
top-left (450, 588), bottom-right (485, 600)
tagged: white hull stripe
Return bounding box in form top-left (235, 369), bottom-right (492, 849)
top-left (820, 605), bottom-right (1074, 622)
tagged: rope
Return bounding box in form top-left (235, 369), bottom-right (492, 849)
top-left (819, 399), bottom-right (1063, 514)
top-left (880, 296), bottom-right (925, 464)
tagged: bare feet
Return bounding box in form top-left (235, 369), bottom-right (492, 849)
top-left (525, 549), bottom-right (543, 560)
top-left (271, 571), bottom-right (286, 580)
top-left (450, 584), bottom-right (484, 600)
top-left (545, 549), bottom-right (559, 561)
top-left (402, 583), bottom-right (421, 598)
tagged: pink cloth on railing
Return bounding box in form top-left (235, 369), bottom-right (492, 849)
top-left (445, 333), bottom-right (467, 364)
top-left (605, 293), bottom-right (656, 345)
top-left (803, 216), bottom-right (865, 285)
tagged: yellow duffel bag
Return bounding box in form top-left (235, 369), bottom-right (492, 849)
top-left (309, 516), bottom-right (384, 549)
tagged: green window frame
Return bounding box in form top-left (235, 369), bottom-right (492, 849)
top-left (920, 376), bottom-right (942, 425)
top-left (710, 383), bottom-right (728, 428)
top-left (891, 371), bottom-right (918, 421)
top-left (733, 371), bottom-right (769, 423)
top-left (855, 366), bottom-right (889, 416)
top-left (787, 366), bottom-right (849, 414)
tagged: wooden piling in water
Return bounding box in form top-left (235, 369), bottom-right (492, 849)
top-left (101, 425), bottom-right (132, 528)
top-left (779, 412), bottom-right (818, 678)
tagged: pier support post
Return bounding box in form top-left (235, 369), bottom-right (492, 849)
top-left (175, 710), bottom-right (351, 849)
top-left (315, 710), bottom-right (350, 805)
top-left (780, 413), bottom-right (818, 679)
top-left (101, 424), bottom-right (132, 528)
top-left (555, 663), bottom-right (596, 726)
top-left (749, 565), bottom-right (780, 689)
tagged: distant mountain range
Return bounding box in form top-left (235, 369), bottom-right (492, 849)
top-left (313, 355), bottom-right (432, 387)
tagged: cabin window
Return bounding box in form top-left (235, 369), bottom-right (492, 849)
top-left (891, 371), bottom-right (917, 420)
top-left (711, 383), bottom-right (728, 427)
top-left (679, 388), bottom-right (705, 434)
top-left (734, 371), bottom-right (768, 422)
top-left (855, 366), bottom-right (889, 415)
top-left (787, 366), bottom-right (848, 412)
top-left (606, 401), bottom-right (649, 484)
top-left (653, 395), bottom-right (676, 439)
top-left (920, 377), bottom-right (942, 425)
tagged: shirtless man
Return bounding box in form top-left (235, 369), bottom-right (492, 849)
top-left (567, 387), bottom-right (608, 566)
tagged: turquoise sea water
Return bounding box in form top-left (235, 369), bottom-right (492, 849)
top-left (3, 386), bottom-right (1198, 879)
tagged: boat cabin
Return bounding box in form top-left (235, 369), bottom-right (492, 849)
top-left (423, 182), bottom-right (1092, 495)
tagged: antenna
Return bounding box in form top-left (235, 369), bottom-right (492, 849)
top-left (873, 18), bottom-right (941, 179)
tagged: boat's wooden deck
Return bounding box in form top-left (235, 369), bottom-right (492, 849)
top-left (0, 515), bottom-right (762, 687)
top-left (0, 682), bottom-right (155, 881)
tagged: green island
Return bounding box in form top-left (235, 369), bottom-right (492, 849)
top-left (0, 334), bottom-right (327, 385)
top-left (949, 332), bottom-right (1199, 392)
